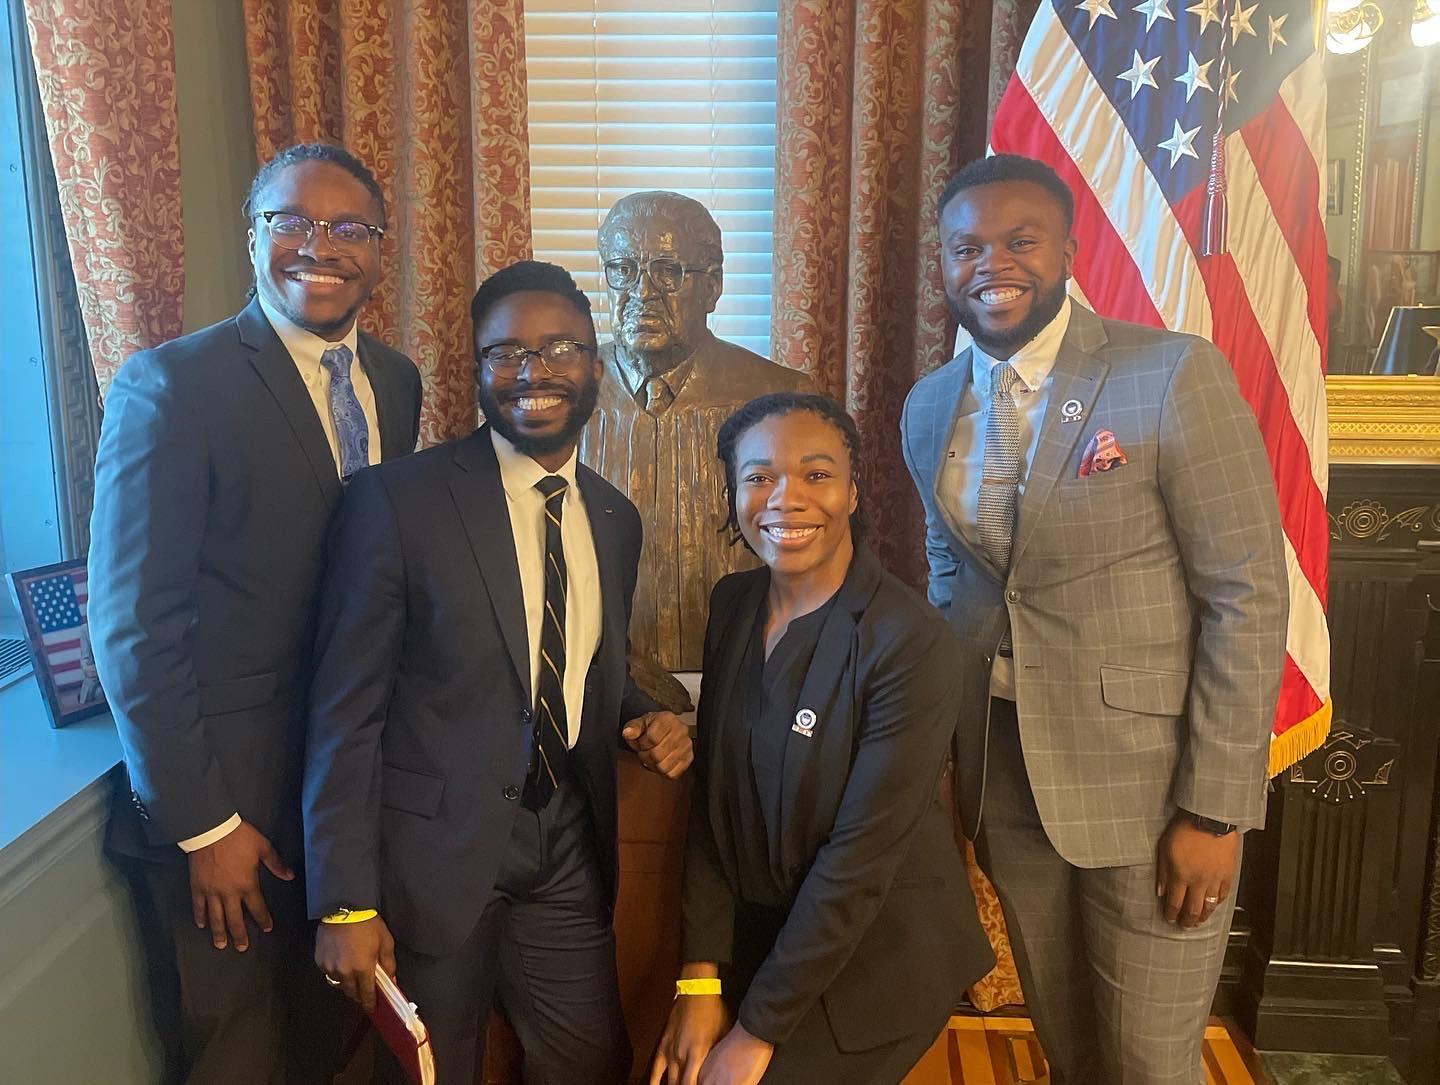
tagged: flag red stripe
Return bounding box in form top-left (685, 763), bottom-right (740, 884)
top-left (991, 78), bottom-right (1165, 329)
top-left (41, 636), bottom-right (82, 652)
top-left (48, 659), bottom-right (82, 673)
top-left (1275, 654), bottom-right (1323, 736)
top-left (1239, 100), bottom-right (1331, 365)
top-left (1172, 187), bottom-right (1330, 607)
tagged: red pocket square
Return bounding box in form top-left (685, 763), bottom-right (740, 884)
top-left (1078, 429), bottom-right (1128, 478)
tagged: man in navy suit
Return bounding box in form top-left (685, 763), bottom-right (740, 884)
top-left (89, 143), bottom-right (423, 1083)
top-left (304, 260), bottom-right (693, 1085)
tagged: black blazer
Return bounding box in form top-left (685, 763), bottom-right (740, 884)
top-left (89, 298), bottom-right (422, 865)
top-left (682, 546), bottom-right (995, 1052)
top-left (302, 425), bottom-right (661, 957)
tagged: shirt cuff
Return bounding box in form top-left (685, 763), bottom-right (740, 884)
top-left (177, 813), bottom-right (242, 852)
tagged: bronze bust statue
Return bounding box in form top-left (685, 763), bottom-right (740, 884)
top-left (580, 191), bottom-right (813, 692)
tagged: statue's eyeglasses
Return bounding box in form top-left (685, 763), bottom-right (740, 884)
top-left (478, 339), bottom-right (596, 376)
top-left (603, 258), bottom-right (718, 294)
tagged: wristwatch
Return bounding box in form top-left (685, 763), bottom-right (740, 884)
top-left (1187, 812), bottom-right (1237, 836)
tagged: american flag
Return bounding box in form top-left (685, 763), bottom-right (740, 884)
top-left (26, 567), bottom-right (90, 689)
top-left (992, 0), bottom-right (1331, 774)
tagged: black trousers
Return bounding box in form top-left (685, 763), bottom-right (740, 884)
top-left (120, 854), bottom-right (354, 1085)
top-left (726, 905), bottom-right (948, 1085)
top-left (379, 782), bottom-right (630, 1085)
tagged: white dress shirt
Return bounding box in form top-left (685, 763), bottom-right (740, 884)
top-left (492, 431), bottom-right (603, 748)
top-left (257, 293), bottom-right (381, 472)
top-left (940, 298), bottom-right (1072, 701)
top-left (177, 301), bottom-right (381, 853)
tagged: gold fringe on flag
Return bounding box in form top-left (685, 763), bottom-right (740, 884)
top-left (1268, 699), bottom-right (1333, 778)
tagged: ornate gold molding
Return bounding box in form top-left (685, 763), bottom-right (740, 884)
top-left (1327, 375), bottom-right (1440, 464)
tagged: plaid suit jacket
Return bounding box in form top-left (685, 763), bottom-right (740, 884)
top-left (900, 304), bottom-right (1288, 866)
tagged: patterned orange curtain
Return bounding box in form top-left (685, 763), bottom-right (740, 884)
top-left (243, 0), bottom-right (533, 445)
top-left (22, 0), bottom-right (185, 396)
top-left (771, 0), bottom-right (989, 586)
top-left (773, 0), bottom-right (1032, 1012)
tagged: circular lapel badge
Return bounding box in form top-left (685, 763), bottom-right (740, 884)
top-left (1061, 398), bottom-right (1084, 423)
top-left (793, 708), bottom-right (817, 735)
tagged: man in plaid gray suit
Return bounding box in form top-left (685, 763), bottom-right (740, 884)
top-left (901, 154), bottom-right (1288, 1084)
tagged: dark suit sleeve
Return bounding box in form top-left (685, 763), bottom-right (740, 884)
top-left (1157, 341), bottom-right (1288, 827)
top-left (736, 617), bottom-right (961, 1045)
top-left (404, 356), bottom-right (422, 450)
top-left (900, 388), bottom-right (958, 612)
top-left (679, 579), bottom-right (740, 964)
top-left (302, 466), bottom-right (406, 916)
top-left (87, 351), bottom-right (236, 843)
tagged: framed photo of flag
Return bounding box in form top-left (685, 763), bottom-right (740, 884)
top-left (6, 558), bottom-right (107, 728)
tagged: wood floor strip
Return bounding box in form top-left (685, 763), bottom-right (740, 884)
top-left (905, 1016), bottom-right (1263, 1085)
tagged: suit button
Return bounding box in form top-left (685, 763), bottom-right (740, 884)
top-left (1006, 589), bottom-right (1020, 603)
top-left (521, 710), bottom-right (531, 724)
top-left (503, 785), bottom-right (520, 801)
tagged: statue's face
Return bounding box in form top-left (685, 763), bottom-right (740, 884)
top-left (601, 213), bottom-right (720, 370)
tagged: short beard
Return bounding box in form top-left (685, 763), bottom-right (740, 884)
top-left (951, 278), bottom-right (1069, 357)
top-left (477, 377), bottom-right (600, 459)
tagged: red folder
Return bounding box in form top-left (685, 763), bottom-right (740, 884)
top-left (370, 965), bottom-right (436, 1084)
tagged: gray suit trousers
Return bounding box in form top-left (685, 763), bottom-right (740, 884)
top-left (975, 700), bottom-right (1236, 1085)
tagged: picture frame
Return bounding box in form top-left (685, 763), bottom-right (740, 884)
top-left (1327, 158), bottom-right (1346, 217)
top-left (6, 558), bottom-right (108, 727)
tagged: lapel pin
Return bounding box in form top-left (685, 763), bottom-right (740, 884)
top-left (792, 708), bottom-right (817, 737)
top-left (1060, 398), bottom-right (1084, 423)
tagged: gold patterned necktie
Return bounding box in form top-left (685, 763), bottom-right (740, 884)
top-left (526, 475), bottom-right (570, 808)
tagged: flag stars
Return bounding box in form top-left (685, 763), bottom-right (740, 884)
top-left (1268, 12), bottom-right (1289, 52)
top-left (1159, 120), bottom-right (1202, 167)
top-left (1186, 0), bottom-right (1221, 32)
top-left (1225, 67), bottom-right (1242, 104)
top-left (1175, 52), bottom-right (1214, 101)
top-left (1119, 50), bottom-right (1161, 98)
top-left (1134, 0), bottom-right (1175, 31)
top-left (1078, 0), bottom-right (1119, 29)
top-left (1231, 1), bottom-right (1259, 43)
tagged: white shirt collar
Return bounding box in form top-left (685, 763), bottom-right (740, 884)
top-left (971, 296), bottom-right (1072, 397)
top-left (256, 292), bottom-right (360, 375)
top-left (491, 428), bottom-right (581, 502)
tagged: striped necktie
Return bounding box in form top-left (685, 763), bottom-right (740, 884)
top-left (526, 474), bottom-right (570, 808)
top-left (320, 345), bottom-right (369, 480)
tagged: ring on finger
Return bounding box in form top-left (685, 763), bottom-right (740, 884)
top-left (324, 973), bottom-right (341, 987)
top-left (1204, 896), bottom-right (1220, 905)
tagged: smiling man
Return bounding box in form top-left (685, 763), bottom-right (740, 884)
top-left (901, 154), bottom-right (1288, 1083)
top-left (303, 260), bottom-right (693, 1085)
top-left (88, 143), bottom-right (422, 1083)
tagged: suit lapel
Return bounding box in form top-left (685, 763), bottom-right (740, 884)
top-left (450, 427), bottom-right (531, 703)
top-left (237, 299), bottom-right (342, 507)
top-left (1010, 308), bottom-right (1111, 570)
top-left (357, 334), bottom-right (410, 461)
top-left (576, 467), bottom-right (624, 680)
top-left (932, 350), bottom-right (1003, 581)
top-left (776, 548), bottom-right (881, 874)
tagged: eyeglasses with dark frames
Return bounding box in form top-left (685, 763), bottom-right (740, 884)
top-left (255, 211), bottom-right (385, 254)
top-left (479, 339), bottom-right (596, 376)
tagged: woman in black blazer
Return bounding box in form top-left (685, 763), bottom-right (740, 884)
top-left (650, 393), bottom-right (994, 1085)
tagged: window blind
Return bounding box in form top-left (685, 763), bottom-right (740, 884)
top-left (524, 0), bottom-right (779, 358)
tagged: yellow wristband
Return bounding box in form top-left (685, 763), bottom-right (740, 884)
top-left (675, 978), bottom-right (722, 997)
top-left (320, 907), bottom-right (378, 925)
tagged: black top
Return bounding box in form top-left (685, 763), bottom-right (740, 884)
top-left (724, 595), bottom-right (838, 908)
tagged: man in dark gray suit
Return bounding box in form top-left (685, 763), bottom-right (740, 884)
top-left (901, 155), bottom-right (1288, 1083)
top-left (88, 143), bottom-right (422, 1084)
